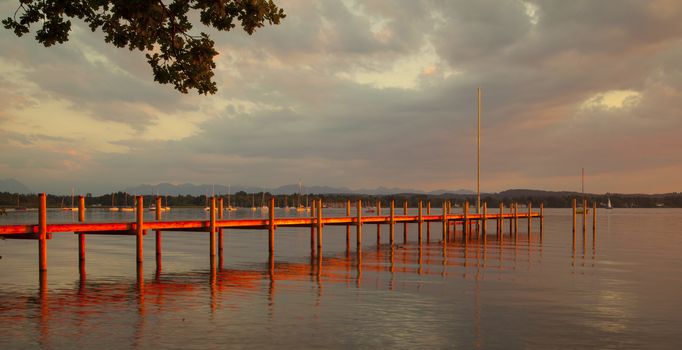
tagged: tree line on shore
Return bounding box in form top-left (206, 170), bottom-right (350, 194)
top-left (1, 191), bottom-right (681, 209)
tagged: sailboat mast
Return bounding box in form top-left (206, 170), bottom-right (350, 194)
top-left (477, 87), bottom-right (481, 214)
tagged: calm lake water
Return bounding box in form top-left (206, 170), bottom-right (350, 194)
top-left (1, 208), bottom-right (681, 349)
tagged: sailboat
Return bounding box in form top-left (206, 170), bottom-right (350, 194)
top-left (576, 168), bottom-right (590, 214)
top-left (226, 185), bottom-right (237, 211)
top-left (120, 193), bottom-right (135, 211)
top-left (62, 187), bottom-right (78, 211)
top-left (109, 192), bottom-right (119, 211)
top-left (260, 190), bottom-right (268, 211)
top-left (606, 197), bottom-right (613, 210)
top-left (251, 193), bottom-right (257, 211)
top-left (296, 181), bottom-right (306, 212)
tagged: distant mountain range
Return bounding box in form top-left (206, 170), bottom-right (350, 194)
top-left (0, 178), bottom-right (31, 194)
top-left (122, 182), bottom-right (476, 196)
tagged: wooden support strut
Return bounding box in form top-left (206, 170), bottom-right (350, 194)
top-left (463, 200), bottom-right (469, 241)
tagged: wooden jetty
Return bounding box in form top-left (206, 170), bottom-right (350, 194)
top-left (0, 193), bottom-right (543, 278)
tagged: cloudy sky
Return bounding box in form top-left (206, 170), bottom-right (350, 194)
top-left (1, 0), bottom-right (681, 195)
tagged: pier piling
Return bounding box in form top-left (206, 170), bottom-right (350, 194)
top-left (390, 200), bottom-right (395, 245)
top-left (136, 196), bottom-right (144, 265)
top-left (78, 195), bottom-right (85, 265)
top-left (38, 193), bottom-right (47, 272)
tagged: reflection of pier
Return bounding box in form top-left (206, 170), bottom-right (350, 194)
top-left (6, 230), bottom-right (547, 347)
top-left (0, 193), bottom-right (543, 283)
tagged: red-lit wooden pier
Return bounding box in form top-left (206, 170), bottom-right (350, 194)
top-left (0, 193), bottom-right (543, 277)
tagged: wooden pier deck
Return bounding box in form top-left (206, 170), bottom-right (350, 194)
top-left (0, 193), bottom-right (543, 278)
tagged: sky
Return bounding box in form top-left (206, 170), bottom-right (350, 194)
top-left (1, 0), bottom-right (681, 195)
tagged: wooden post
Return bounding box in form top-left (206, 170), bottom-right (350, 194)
top-left (390, 199), bottom-right (395, 245)
top-left (445, 201), bottom-right (451, 238)
top-left (583, 199), bottom-right (587, 239)
top-left (316, 199), bottom-right (323, 254)
top-left (426, 201), bottom-right (431, 242)
top-left (509, 202), bottom-right (514, 238)
top-left (418, 201), bottom-right (423, 244)
top-left (376, 201), bottom-right (381, 246)
top-left (310, 199), bottom-right (316, 252)
top-left (540, 203), bottom-right (544, 235)
top-left (514, 202), bottom-right (518, 236)
top-left (346, 199), bottom-right (351, 251)
top-left (136, 196), bottom-right (144, 265)
top-left (482, 202), bottom-right (487, 242)
top-left (442, 201), bottom-right (448, 243)
top-left (528, 201), bottom-right (532, 239)
top-left (38, 193), bottom-right (47, 272)
top-left (155, 196), bottom-right (162, 268)
top-left (357, 200), bottom-right (362, 250)
top-left (209, 196), bottom-right (216, 269)
top-left (218, 197), bottom-right (224, 261)
top-left (463, 200), bottom-right (469, 239)
top-left (78, 195), bottom-right (85, 263)
top-left (572, 199), bottom-right (577, 246)
top-left (592, 201), bottom-right (597, 243)
top-left (403, 201), bottom-right (408, 244)
top-left (498, 202), bottom-right (503, 239)
top-left (269, 197), bottom-right (276, 255)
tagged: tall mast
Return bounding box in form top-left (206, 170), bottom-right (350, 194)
top-left (477, 87), bottom-right (481, 214)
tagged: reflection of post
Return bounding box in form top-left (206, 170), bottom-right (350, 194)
top-left (356, 200), bottom-right (362, 251)
top-left (38, 269), bottom-right (48, 347)
top-left (155, 196), bottom-right (163, 272)
top-left (136, 196), bottom-right (144, 266)
top-left (390, 199), bottom-right (395, 245)
top-left (426, 201), bottom-right (431, 242)
top-left (39, 193), bottom-right (47, 272)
